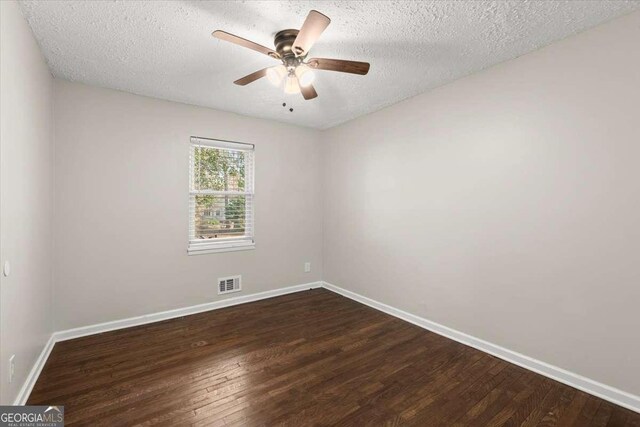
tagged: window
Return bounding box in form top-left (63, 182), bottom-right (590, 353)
top-left (188, 137), bottom-right (255, 254)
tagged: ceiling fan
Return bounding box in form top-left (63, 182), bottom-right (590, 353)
top-left (212, 10), bottom-right (370, 100)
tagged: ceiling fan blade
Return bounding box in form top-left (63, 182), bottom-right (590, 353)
top-left (212, 30), bottom-right (280, 59)
top-left (292, 10), bottom-right (331, 56)
top-left (307, 58), bottom-right (370, 75)
top-left (234, 68), bottom-right (269, 86)
top-left (300, 84), bottom-right (318, 100)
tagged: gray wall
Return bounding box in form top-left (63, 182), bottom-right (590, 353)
top-left (0, 0), bottom-right (54, 404)
top-left (53, 80), bottom-right (323, 331)
top-left (322, 11), bottom-right (640, 396)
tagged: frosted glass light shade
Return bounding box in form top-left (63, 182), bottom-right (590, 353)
top-left (284, 76), bottom-right (300, 94)
top-left (266, 65), bottom-right (286, 86)
top-left (295, 65), bottom-right (315, 87)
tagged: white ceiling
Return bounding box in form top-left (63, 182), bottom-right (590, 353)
top-left (19, 1), bottom-right (640, 129)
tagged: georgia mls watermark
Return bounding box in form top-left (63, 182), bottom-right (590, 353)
top-left (0, 406), bottom-right (64, 427)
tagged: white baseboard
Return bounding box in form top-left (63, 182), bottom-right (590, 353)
top-left (322, 281), bottom-right (640, 414)
top-left (13, 281), bottom-right (322, 404)
top-left (54, 281), bottom-right (323, 342)
top-left (13, 334), bottom-right (56, 405)
top-left (14, 279), bottom-right (640, 414)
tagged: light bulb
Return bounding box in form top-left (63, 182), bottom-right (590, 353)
top-left (284, 76), bottom-right (300, 94)
top-left (266, 65), bottom-right (286, 86)
top-left (295, 65), bottom-right (315, 87)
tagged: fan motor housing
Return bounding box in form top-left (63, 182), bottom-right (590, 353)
top-left (274, 29), bottom-right (300, 59)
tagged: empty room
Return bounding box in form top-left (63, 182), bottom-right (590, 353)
top-left (1, 0), bottom-right (639, 425)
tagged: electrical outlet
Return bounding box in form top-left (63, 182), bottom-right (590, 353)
top-left (304, 262), bottom-right (311, 273)
top-left (9, 355), bottom-right (15, 383)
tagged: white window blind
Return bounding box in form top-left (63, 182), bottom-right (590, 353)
top-left (188, 137), bottom-right (255, 254)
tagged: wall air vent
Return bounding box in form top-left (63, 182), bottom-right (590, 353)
top-left (218, 275), bottom-right (241, 295)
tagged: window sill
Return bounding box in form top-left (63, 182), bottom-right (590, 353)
top-left (187, 240), bottom-right (255, 256)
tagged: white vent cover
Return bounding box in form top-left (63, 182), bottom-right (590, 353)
top-left (218, 275), bottom-right (241, 295)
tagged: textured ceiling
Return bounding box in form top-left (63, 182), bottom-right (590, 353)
top-left (18, 1), bottom-right (640, 129)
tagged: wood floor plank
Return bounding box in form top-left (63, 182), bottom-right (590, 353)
top-left (607, 407), bottom-right (631, 427)
top-left (484, 375), bottom-right (543, 426)
top-left (571, 395), bottom-right (604, 426)
top-left (536, 385), bottom-right (577, 426)
top-left (591, 402), bottom-right (616, 427)
top-left (27, 289), bottom-right (640, 426)
top-left (449, 366), bottom-right (528, 426)
top-left (554, 391), bottom-right (590, 426)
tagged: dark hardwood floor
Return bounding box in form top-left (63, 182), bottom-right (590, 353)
top-left (29, 289), bottom-right (638, 426)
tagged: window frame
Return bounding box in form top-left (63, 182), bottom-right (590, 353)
top-left (188, 136), bottom-right (255, 255)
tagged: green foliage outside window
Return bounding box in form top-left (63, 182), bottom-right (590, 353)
top-left (193, 146), bottom-right (247, 238)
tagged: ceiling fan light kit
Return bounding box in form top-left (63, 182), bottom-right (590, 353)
top-left (266, 65), bottom-right (287, 86)
top-left (212, 10), bottom-right (370, 101)
top-left (284, 75), bottom-right (301, 94)
top-left (295, 65), bottom-right (315, 87)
